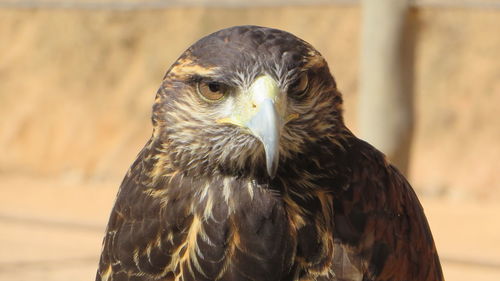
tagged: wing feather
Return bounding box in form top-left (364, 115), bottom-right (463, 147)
top-left (328, 138), bottom-right (444, 281)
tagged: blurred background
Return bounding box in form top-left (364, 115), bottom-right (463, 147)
top-left (0, 0), bottom-right (499, 280)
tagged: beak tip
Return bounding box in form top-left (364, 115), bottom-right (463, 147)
top-left (246, 98), bottom-right (282, 179)
top-left (267, 160), bottom-right (278, 179)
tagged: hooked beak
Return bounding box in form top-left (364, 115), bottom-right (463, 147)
top-left (217, 75), bottom-right (283, 178)
top-left (247, 97), bottom-right (281, 178)
top-left (246, 75), bottom-right (282, 178)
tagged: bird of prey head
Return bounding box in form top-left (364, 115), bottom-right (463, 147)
top-left (153, 25), bottom-right (344, 179)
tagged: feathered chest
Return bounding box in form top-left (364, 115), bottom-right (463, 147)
top-left (157, 175), bottom-right (296, 280)
top-left (108, 172), bottom-right (337, 281)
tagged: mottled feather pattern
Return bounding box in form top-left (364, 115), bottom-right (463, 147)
top-left (96, 26), bottom-right (444, 281)
top-left (99, 145), bottom-right (297, 280)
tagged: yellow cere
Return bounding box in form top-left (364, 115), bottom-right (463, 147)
top-left (248, 75), bottom-right (280, 104)
top-left (216, 75), bottom-right (281, 127)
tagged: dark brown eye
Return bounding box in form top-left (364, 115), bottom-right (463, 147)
top-left (197, 81), bottom-right (226, 101)
top-left (289, 72), bottom-right (309, 97)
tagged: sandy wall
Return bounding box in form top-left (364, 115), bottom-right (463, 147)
top-left (0, 6), bottom-right (498, 199)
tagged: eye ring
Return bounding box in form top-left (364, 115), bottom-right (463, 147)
top-left (288, 72), bottom-right (309, 97)
top-left (197, 81), bottom-right (227, 101)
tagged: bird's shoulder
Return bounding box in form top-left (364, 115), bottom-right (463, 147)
top-left (321, 137), bottom-right (444, 281)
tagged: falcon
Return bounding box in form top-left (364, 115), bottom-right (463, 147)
top-left (96, 26), bottom-right (444, 281)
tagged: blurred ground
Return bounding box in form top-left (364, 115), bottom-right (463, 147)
top-left (0, 3), bottom-right (499, 281)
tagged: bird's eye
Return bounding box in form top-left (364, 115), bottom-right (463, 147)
top-left (288, 72), bottom-right (309, 97)
top-left (197, 81), bottom-right (227, 101)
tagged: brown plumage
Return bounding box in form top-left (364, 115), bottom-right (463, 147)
top-left (96, 25), bottom-right (444, 281)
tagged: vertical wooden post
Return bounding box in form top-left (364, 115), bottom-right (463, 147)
top-left (358, 0), bottom-right (416, 175)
